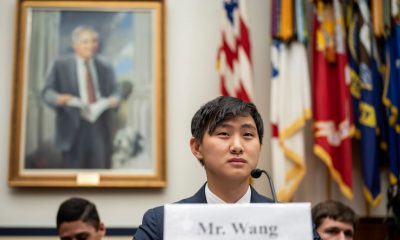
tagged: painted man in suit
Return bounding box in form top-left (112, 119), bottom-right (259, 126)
top-left (42, 25), bottom-right (120, 169)
top-left (133, 96), bottom-right (273, 240)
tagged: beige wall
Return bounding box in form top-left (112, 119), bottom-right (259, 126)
top-left (0, 0), bottom-right (387, 231)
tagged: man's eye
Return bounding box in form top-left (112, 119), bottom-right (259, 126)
top-left (344, 230), bottom-right (354, 237)
top-left (75, 233), bottom-right (90, 240)
top-left (244, 132), bottom-right (254, 137)
top-left (217, 132), bottom-right (229, 136)
top-left (325, 228), bottom-right (340, 234)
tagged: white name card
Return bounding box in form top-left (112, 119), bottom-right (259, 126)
top-left (76, 173), bottom-right (100, 185)
top-left (164, 203), bottom-right (312, 240)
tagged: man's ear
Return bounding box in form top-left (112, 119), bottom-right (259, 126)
top-left (190, 137), bottom-right (203, 160)
top-left (98, 222), bottom-right (106, 237)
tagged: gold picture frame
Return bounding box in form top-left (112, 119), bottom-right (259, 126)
top-left (8, 0), bottom-right (166, 187)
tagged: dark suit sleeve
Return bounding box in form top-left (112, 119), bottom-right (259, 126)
top-left (41, 56), bottom-right (78, 109)
top-left (42, 60), bottom-right (61, 108)
top-left (133, 206), bottom-right (164, 240)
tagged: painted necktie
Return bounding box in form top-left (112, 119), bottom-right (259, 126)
top-left (85, 60), bottom-right (96, 103)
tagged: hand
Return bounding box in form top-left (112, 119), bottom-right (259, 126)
top-left (56, 94), bottom-right (73, 106)
top-left (108, 96), bottom-right (120, 108)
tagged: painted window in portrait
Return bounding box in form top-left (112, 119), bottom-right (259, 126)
top-left (9, 0), bottom-right (165, 187)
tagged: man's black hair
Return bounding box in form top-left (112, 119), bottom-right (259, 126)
top-left (312, 200), bottom-right (357, 229)
top-left (191, 96), bottom-right (264, 144)
top-left (56, 197), bottom-right (100, 230)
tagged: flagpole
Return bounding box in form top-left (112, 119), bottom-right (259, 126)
top-left (365, 199), bottom-right (371, 216)
top-left (326, 166), bottom-right (331, 199)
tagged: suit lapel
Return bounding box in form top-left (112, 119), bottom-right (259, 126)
top-left (69, 56), bottom-right (79, 96)
top-left (192, 184), bottom-right (208, 203)
top-left (93, 58), bottom-right (105, 96)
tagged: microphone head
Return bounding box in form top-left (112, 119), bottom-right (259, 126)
top-left (251, 168), bottom-right (263, 178)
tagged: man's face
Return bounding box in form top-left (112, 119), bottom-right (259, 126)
top-left (58, 220), bottom-right (105, 240)
top-left (317, 218), bottom-right (354, 240)
top-left (73, 31), bottom-right (98, 59)
top-left (191, 116), bottom-right (261, 183)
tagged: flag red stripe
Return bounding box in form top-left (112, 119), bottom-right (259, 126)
top-left (239, 16), bottom-right (251, 61)
top-left (217, 0), bottom-right (253, 101)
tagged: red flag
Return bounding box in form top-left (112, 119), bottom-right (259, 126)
top-left (312, 0), bottom-right (353, 199)
top-left (216, 0), bottom-right (253, 102)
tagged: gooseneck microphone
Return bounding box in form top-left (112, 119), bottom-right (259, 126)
top-left (251, 168), bottom-right (278, 203)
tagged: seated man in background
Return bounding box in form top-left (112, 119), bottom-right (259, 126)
top-left (312, 200), bottom-right (357, 240)
top-left (57, 197), bottom-right (106, 240)
top-left (133, 96), bottom-right (273, 239)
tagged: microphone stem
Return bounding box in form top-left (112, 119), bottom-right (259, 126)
top-left (262, 170), bottom-right (278, 203)
top-left (266, 172), bottom-right (278, 203)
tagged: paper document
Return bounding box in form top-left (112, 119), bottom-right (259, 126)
top-left (67, 97), bottom-right (110, 123)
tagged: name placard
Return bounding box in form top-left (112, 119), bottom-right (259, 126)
top-left (164, 203), bottom-right (312, 240)
top-left (76, 173), bottom-right (100, 185)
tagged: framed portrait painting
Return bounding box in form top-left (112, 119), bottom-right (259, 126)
top-left (8, 0), bottom-right (166, 187)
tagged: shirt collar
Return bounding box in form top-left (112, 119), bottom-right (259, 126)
top-left (205, 183), bottom-right (251, 204)
top-left (75, 55), bottom-right (93, 65)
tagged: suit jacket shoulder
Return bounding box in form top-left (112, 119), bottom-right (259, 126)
top-left (134, 205), bottom-right (164, 240)
top-left (250, 186), bottom-right (274, 203)
top-left (134, 184), bottom-right (207, 239)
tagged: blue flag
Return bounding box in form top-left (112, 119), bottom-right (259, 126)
top-left (384, 23), bottom-right (400, 185)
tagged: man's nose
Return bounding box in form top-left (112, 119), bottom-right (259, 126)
top-left (230, 135), bottom-right (244, 154)
top-left (337, 231), bottom-right (347, 240)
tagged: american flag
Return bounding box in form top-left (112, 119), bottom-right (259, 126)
top-left (216, 0), bottom-right (253, 102)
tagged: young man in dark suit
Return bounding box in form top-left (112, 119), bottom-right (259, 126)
top-left (133, 96), bottom-right (273, 240)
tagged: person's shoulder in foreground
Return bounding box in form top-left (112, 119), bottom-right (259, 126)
top-left (312, 200), bottom-right (357, 240)
top-left (57, 197), bottom-right (106, 240)
top-left (133, 96), bottom-right (272, 240)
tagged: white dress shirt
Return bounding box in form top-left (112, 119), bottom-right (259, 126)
top-left (76, 56), bottom-right (101, 104)
top-left (205, 183), bottom-right (251, 204)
